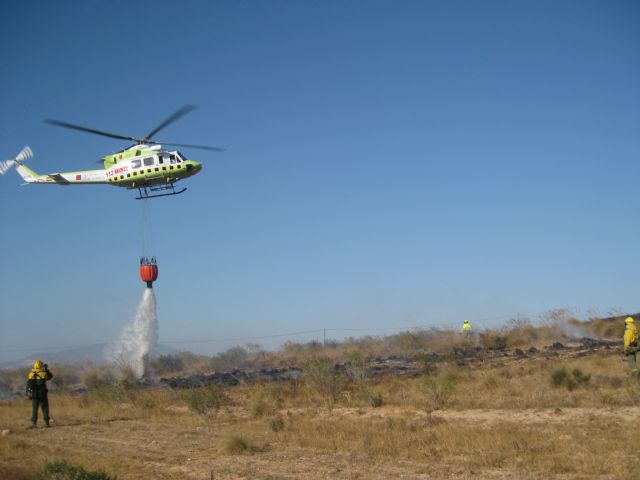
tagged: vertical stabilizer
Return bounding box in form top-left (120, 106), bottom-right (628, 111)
top-left (15, 163), bottom-right (38, 183)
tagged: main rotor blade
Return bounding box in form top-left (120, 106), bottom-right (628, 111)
top-left (45, 119), bottom-right (137, 142)
top-left (150, 141), bottom-right (226, 152)
top-left (145, 104), bottom-right (198, 140)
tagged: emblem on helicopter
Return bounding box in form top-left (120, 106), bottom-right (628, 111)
top-left (0, 105), bottom-right (225, 199)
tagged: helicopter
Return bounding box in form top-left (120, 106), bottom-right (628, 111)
top-left (0, 105), bottom-right (224, 199)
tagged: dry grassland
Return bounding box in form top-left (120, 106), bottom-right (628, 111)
top-left (2, 328), bottom-right (639, 479)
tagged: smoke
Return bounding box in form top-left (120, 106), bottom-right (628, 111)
top-left (556, 319), bottom-right (594, 339)
top-left (538, 308), bottom-right (599, 340)
top-left (108, 288), bottom-right (158, 378)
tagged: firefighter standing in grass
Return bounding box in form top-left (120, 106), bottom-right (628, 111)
top-left (623, 316), bottom-right (639, 375)
top-left (27, 359), bottom-right (53, 428)
top-left (462, 319), bottom-right (472, 336)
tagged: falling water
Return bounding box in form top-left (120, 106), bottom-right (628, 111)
top-left (109, 288), bottom-right (158, 378)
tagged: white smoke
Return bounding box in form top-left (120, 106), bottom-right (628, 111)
top-left (108, 288), bottom-right (158, 378)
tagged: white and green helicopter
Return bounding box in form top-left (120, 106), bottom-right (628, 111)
top-left (0, 105), bottom-right (224, 199)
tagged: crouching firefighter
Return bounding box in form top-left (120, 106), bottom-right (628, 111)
top-left (623, 317), bottom-right (639, 375)
top-left (27, 359), bottom-right (53, 428)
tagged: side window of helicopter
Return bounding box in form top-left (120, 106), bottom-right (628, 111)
top-left (169, 154), bottom-right (177, 165)
top-left (158, 156), bottom-right (164, 164)
top-left (132, 159), bottom-right (141, 169)
top-left (143, 157), bottom-right (155, 167)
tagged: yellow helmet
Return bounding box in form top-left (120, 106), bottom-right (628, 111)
top-left (625, 316), bottom-right (634, 325)
top-left (33, 359), bottom-right (43, 370)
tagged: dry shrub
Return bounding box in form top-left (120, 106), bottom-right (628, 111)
top-left (269, 414), bottom-right (285, 432)
top-left (0, 370), bottom-right (24, 398)
top-left (550, 367), bottom-right (591, 391)
top-left (210, 346), bottom-right (249, 371)
top-left (90, 381), bottom-right (139, 404)
top-left (260, 381), bottom-right (293, 406)
top-left (249, 395), bottom-right (273, 418)
top-left (479, 331), bottom-right (508, 350)
top-left (368, 390), bottom-right (384, 408)
top-left (180, 385), bottom-right (230, 415)
top-left (387, 328), bottom-right (461, 355)
top-left (82, 365), bottom-right (116, 388)
top-left (419, 377), bottom-right (454, 414)
top-left (50, 365), bottom-right (82, 390)
top-left (221, 434), bottom-right (263, 455)
top-left (482, 374), bottom-right (500, 390)
top-left (344, 351), bottom-right (369, 381)
top-left (302, 357), bottom-right (347, 409)
top-left (582, 316), bottom-right (625, 339)
top-left (150, 354), bottom-right (184, 375)
top-left (152, 351), bottom-right (212, 376)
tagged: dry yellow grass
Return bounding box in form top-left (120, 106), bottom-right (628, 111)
top-left (2, 340), bottom-right (639, 478)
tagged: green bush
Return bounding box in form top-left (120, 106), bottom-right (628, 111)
top-left (571, 368), bottom-right (591, 386)
top-left (550, 367), bottom-right (569, 387)
top-left (550, 367), bottom-right (591, 391)
top-left (33, 459), bottom-right (116, 480)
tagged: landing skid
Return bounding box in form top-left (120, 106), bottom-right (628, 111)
top-left (136, 183), bottom-right (187, 200)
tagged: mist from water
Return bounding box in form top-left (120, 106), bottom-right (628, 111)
top-left (108, 288), bottom-right (158, 378)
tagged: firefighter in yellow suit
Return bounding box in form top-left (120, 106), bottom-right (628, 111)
top-left (27, 359), bottom-right (53, 427)
top-left (623, 317), bottom-right (638, 375)
top-left (462, 319), bottom-right (472, 335)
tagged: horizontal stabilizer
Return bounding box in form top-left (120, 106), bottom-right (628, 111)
top-left (47, 173), bottom-right (70, 184)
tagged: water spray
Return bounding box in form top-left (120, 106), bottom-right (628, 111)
top-left (108, 258), bottom-right (159, 378)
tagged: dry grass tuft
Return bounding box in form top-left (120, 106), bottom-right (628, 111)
top-left (180, 385), bottom-right (230, 415)
top-left (268, 414), bottom-right (285, 432)
top-left (221, 433), bottom-right (264, 455)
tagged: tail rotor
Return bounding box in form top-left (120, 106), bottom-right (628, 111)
top-left (0, 146), bottom-right (33, 175)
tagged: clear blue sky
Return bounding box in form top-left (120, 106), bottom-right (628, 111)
top-left (1, 1), bottom-right (639, 362)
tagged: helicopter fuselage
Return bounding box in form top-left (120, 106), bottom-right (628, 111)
top-left (17, 144), bottom-right (202, 189)
top-left (103, 145), bottom-right (202, 189)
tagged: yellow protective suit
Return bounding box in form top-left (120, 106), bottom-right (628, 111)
top-left (624, 323), bottom-right (638, 354)
top-left (28, 359), bottom-right (49, 380)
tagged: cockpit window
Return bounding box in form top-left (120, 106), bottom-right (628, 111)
top-left (132, 159), bottom-right (141, 169)
top-left (143, 157), bottom-right (155, 166)
top-left (169, 154), bottom-right (177, 165)
top-left (176, 151), bottom-right (186, 162)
